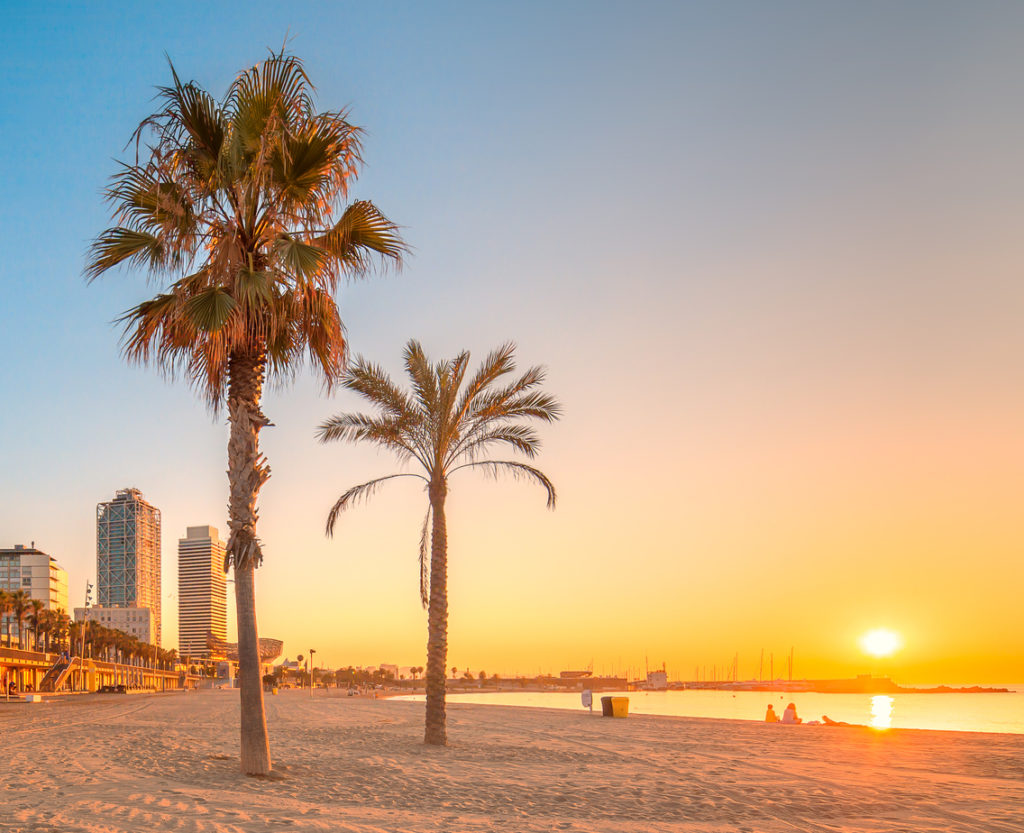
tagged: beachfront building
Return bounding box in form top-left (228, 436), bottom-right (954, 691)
top-left (72, 605), bottom-right (156, 644)
top-left (177, 525), bottom-right (227, 659)
top-left (0, 544), bottom-right (69, 645)
top-left (0, 544), bottom-right (70, 611)
top-left (96, 488), bottom-right (162, 645)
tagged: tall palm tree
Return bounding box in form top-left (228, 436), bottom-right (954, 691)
top-left (86, 52), bottom-right (404, 774)
top-left (319, 340), bottom-right (560, 745)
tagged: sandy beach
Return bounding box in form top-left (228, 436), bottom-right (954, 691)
top-left (2, 689), bottom-right (1022, 833)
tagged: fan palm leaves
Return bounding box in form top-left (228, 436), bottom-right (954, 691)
top-left (0, 590), bottom-right (10, 648)
top-left (27, 599), bottom-right (44, 652)
top-left (87, 51), bottom-right (405, 774)
top-left (318, 340), bottom-right (560, 745)
top-left (9, 590), bottom-right (31, 650)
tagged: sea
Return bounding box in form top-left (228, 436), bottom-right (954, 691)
top-left (391, 686), bottom-right (1024, 734)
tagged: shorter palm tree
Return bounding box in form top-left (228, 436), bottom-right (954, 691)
top-left (319, 340), bottom-right (560, 745)
top-left (51, 610), bottom-right (70, 654)
top-left (10, 590), bottom-right (31, 650)
top-left (0, 590), bottom-right (10, 647)
top-left (27, 600), bottom-right (44, 651)
top-left (36, 608), bottom-right (54, 654)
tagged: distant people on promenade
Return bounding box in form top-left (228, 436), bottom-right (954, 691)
top-left (765, 704), bottom-right (779, 723)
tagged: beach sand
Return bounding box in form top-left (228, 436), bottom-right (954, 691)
top-left (2, 689), bottom-right (1022, 832)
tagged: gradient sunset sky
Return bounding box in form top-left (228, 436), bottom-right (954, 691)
top-left (2, 2), bottom-right (1022, 684)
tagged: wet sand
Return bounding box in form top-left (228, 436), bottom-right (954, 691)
top-left (2, 688), bottom-right (1022, 832)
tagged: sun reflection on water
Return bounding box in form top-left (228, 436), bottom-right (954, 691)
top-left (870, 695), bottom-right (894, 730)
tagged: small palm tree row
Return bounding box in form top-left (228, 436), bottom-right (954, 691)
top-left (0, 590), bottom-right (12, 647)
top-left (0, 589), bottom-right (35, 649)
top-left (87, 52), bottom-right (405, 775)
top-left (74, 623), bottom-right (179, 670)
top-left (319, 340), bottom-right (561, 745)
top-left (0, 598), bottom-right (176, 669)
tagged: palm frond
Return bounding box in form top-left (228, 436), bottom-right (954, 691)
top-left (448, 460), bottom-right (557, 509)
top-left (448, 424), bottom-right (541, 465)
top-left (403, 340), bottom-right (439, 416)
top-left (186, 286), bottom-right (237, 331)
top-left (229, 51), bottom-right (315, 138)
top-left (297, 286), bottom-right (347, 384)
top-left (85, 228), bottom-right (168, 281)
top-left (468, 366), bottom-right (559, 422)
top-left (342, 358), bottom-right (415, 417)
top-left (480, 389), bottom-right (563, 423)
top-left (108, 163), bottom-right (199, 240)
top-left (315, 200), bottom-right (406, 273)
top-left (234, 266), bottom-right (274, 305)
top-left (272, 233), bottom-right (325, 280)
top-left (419, 504), bottom-right (431, 609)
top-left (317, 412), bottom-right (409, 450)
top-left (452, 342), bottom-right (517, 425)
top-left (149, 58), bottom-right (225, 164)
top-left (325, 473), bottom-right (427, 536)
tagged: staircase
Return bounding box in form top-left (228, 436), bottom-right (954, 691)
top-left (39, 658), bottom-right (78, 692)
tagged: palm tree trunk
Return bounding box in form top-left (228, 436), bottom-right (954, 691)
top-left (424, 480), bottom-right (449, 745)
top-left (226, 351), bottom-right (272, 775)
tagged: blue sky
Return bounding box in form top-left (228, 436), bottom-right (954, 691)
top-left (1, 2), bottom-right (1023, 681)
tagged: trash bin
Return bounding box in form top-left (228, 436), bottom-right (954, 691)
top-left (601, 696), bottom-right (614, 717)
top-left (610, 696), bottom-right (629, 718)
top-left (271, 687), bottom-right (279, 695)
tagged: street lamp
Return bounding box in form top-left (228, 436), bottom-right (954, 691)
top-left (308, 649), bottom-right (316, 697)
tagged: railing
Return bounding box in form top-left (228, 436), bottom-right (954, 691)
top-left (0, 647), bottom-right (57, 664)
top-left (39, 658), bottom-right (79, 692)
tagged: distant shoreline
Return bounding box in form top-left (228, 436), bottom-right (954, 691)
top-left (381, 680), bottom-right (1015, 696)
top-left (683, 682), bottom-right (1013, 695)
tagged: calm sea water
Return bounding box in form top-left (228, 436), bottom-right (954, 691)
top-left (392, 687), bottom-right (1024, 734)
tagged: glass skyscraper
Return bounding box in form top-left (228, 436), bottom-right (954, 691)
top-left (96, 487), bottom-right (162, 646)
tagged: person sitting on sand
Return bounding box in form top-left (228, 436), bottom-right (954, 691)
top-left (781, 702), bottom-right (802, 724)
top-left (765, 704), bottom-right (779, 723)
top-left (823, 715), bottom-right (865, 728)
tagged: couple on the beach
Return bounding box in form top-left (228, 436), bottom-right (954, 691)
top-left (765, 702), bottom-right (801, 724)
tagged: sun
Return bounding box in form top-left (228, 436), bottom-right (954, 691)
top-left (861, 628), bottom-right (901, 657)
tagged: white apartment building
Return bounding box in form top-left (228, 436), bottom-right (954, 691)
top-left (73, 605), bottom-right (156, 644)
top-left (177, 525), bottom-right (227, 659)
top-left (0, 543), bottom-right (70, 612)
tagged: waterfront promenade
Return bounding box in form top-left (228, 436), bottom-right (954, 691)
top-left (0, 647), bottom-right (183, 695)
top-left (2, 689), bottom-right (1022, 832)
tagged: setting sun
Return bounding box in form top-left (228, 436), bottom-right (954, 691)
top-left (861, 628), bottom-right (902, 658)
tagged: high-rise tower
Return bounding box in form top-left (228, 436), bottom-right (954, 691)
top-left (177, 525), bottom-right (227, 659)
top-left (96, 487), bottom-right (162, 645)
